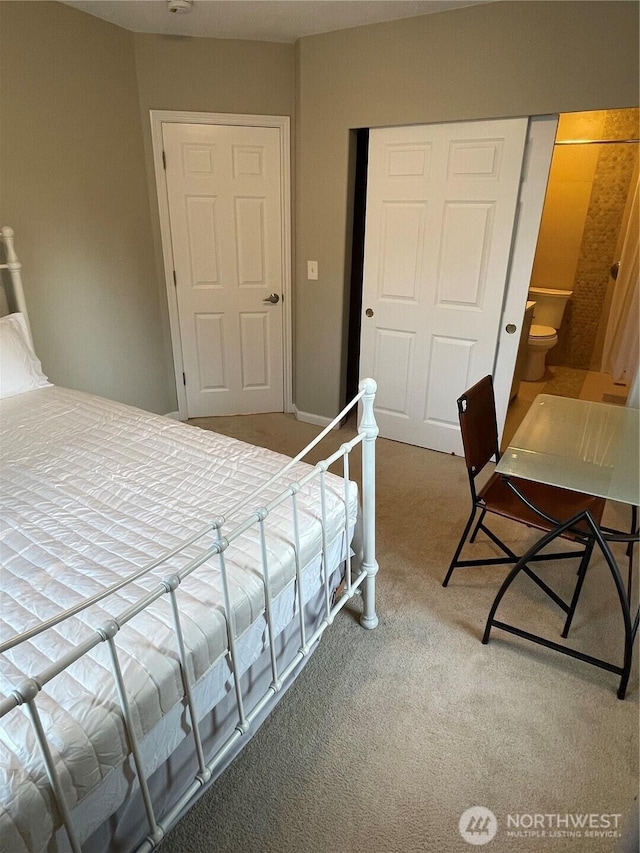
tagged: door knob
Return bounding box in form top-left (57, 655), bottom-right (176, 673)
top-left (505, 323), bottom-right (517, 334)
top-left (263, 293), bottom-right (280, 304)
top-left (365, 308), bottom-right (374, 318)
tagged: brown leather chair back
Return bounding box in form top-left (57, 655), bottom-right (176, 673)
top-left (458, 375), bottom-right (500, 477)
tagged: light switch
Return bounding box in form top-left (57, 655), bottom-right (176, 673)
top-left (307, 260), bottom-right (318, 281)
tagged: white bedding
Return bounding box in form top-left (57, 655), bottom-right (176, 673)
top-left (0, 386), bottom-right (358, 852)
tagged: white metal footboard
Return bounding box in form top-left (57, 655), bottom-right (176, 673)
top-left (0, 380), bottom-right (378, 853)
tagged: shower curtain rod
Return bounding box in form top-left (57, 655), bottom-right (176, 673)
top-left (555, 138), bottom-right (639, 145)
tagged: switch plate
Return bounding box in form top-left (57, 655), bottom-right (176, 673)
top-left (307, 260), bottom-right (318, 281)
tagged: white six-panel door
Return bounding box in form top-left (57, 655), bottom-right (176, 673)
top-left (162, 122), bottom-right (285, 417)
top-left (359, 118), bottom-right (529, 454)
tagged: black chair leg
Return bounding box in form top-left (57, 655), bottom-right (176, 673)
top-left (470, 507), bottom-right (487, 543)
top-left (443, 507), bottom-right (478, 587)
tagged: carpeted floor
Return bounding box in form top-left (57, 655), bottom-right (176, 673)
top-left (158, 412), bottom-right (639, 853)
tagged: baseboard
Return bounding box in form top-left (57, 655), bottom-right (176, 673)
top-left (293, 406), bottom-right (333, 428)
top-left (168, 407), bottom-right (336, 427)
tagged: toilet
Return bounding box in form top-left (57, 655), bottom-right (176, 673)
top-left (523, 287), bottom-right (572, 382)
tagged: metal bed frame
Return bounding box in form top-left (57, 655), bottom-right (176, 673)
top-left (0, 226), bottom-right (379, 852)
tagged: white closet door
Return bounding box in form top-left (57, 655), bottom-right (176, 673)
top-left (360, 118), bottom-right (528, 453)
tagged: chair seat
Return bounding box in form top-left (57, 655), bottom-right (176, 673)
top-left (479, 473), bottom-right (606, 540)
top-left (442, 375), bottom-right (613, 591)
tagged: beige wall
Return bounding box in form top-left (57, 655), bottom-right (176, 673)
top-left (0, 2), bottom-right (170, 412)
top-left (295, 1), bottom-right (640, 416)
top-left (133, 34), bottom-right (294, 117)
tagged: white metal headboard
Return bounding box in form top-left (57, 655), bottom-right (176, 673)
top-left (0, 226), bottom-right (31, 334)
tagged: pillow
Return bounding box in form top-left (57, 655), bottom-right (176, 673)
top-left (0, 313), bottom-right (51, 399)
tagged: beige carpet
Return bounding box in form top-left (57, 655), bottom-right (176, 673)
top-left (158, 413), bottom-right (639, 853)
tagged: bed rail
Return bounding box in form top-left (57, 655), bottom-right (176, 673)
top-left (0, 226), bottom-right (31, 335)
top-left (0, 379), bottom-right (378, 853)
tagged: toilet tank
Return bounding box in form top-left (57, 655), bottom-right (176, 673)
top-left (528, 287), bottom-right (572, 329)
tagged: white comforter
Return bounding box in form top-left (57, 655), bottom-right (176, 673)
top-left (0, 386), bottom-right (357, 852)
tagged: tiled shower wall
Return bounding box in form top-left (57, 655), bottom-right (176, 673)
top-left (550, 108), bottom-right (639, 369)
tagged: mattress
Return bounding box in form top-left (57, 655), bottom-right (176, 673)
top-left (0, 386), bottom-right (359, 852)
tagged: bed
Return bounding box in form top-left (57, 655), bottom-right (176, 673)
top-left (0, 226), bottom-right (379, 853)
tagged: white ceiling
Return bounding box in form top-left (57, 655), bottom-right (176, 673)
top-left (60, 1), bottom-right (494, 43)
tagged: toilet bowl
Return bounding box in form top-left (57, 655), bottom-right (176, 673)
top-left (523, 324), bottom-right (557, 381)
top-left (522, 287), bottom-right (572, 382)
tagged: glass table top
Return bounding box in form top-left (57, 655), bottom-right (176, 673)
top-left (497, 394), bottom-right (640, 506)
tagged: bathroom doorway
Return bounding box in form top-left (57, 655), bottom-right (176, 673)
top-left (503, 108), bottom-right (639, 449)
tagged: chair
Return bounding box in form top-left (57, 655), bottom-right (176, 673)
top-left (442, 376), bottom-right (606, 634)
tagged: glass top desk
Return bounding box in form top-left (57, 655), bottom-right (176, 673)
top-left (497, 394), bottom-right (639, 508)
top-left (484, 394), bottom-right (639, 698)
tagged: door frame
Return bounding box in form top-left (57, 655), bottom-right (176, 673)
top-left (150, 110), bottom-right (293, 421)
